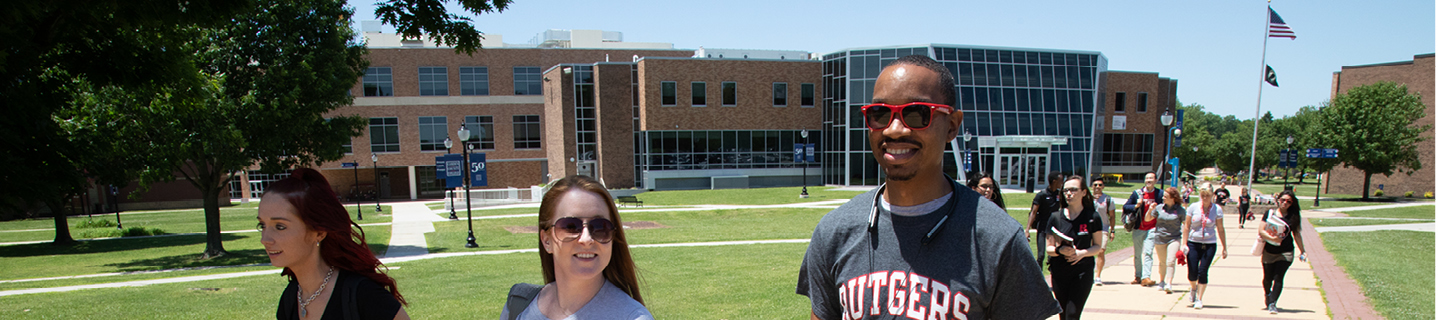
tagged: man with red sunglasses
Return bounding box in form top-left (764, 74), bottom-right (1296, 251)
top-left (798, 55), bottom-right (1058, 320)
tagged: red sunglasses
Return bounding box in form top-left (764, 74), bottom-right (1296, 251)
top-left (860, 102), bottom-right (955, 130)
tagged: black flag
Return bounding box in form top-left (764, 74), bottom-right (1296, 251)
top-left (1265, 65), bottom-right (1279, 87)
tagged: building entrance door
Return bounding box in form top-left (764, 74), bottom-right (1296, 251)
top-left (577, 161), bottom-right (595, 179)
top-left (996, 150), bottom-right (1048, 190)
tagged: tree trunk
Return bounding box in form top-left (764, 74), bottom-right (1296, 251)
top-left (49, 198), bottom-right (75, 245)
top-left (198, 171), bottom-right (228, 259)
top-left (1362, 172), bottom-right (1372, 200)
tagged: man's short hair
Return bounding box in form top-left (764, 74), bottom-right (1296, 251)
top-left (892, 55), bottom-right (956, 107)
top-left (1047, 171), bottom-right (1065, 183)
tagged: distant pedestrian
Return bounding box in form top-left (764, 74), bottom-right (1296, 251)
top-left (1122, 172), bottom-right (1162, 287)
top-left (1238, 187), bottom-right (1253, 228)
top-left (1047, 175), bottom-right (1107, 320)
top-left (968, 171), bottom-right (1007, 210)
top-left (1260, 190), bottom-right (1308, 314)
top-left (258, 168), bottom-right (410, 320)
top-left (502, 175), bottom-right (651, 320)
top-left (1180, 187), bottom-right (1228, 310)
top-left (1149, 187), bottom-right (1186, 294)
top-left (1214, 184), bottom-right (1231, 209)
top-left (1090, 179), bottom-right (1116, 285)
top-left (1029, 171), bottom-right (1066, 267)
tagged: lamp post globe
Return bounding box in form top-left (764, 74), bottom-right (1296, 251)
top-left (962, 129), bottom-right (972, 177)
top-left (1160, 111), bottom-right (1174, 126)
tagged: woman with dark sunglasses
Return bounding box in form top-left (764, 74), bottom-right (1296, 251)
top-left (501, 175), bottom-right (650, 320)
top-left (1259, 190), bottom-right (1307, 314)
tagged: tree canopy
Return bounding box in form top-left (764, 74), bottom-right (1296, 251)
top-left (1320, 82), bottom-right (1431, 199)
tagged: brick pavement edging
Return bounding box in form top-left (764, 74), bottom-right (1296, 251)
top-left (1098, 218), bottom-right (1382, 320)
top-left (1298, 216), bottom-right (1383, 320)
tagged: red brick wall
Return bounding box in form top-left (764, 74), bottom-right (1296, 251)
top-left (637, 58), bottom-right (823, 131)
top-left (1100, 71), bottom-right (1178, 174)
top-left (595, 63), bottom-right (637, 188)
top-left (1324, 54), bottom-right (1435, 196)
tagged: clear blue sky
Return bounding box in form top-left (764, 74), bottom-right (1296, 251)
top-left (346, 0), bottom-right (1434, 119)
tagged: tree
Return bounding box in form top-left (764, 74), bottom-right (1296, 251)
top-left (375, 0), bottom-right (513, 54)
top-left (1320, 82), bottom-right (1431, 199)
top-left (1172, 103), bottom-right (1218, 174)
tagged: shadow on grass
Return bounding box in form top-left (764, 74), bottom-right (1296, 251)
top-left (103, 248), bottom-right (270, 272)
top-left (0, 233), bottom-right (251, 258)
top-left (428, 244), bottom-right (518, 254)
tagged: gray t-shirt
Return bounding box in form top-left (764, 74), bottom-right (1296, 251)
top-left (509, 280), bottom-right (652, 320)
top-left (797, 180), bottom-right (1060, 320)
top-left (1150, 204), bottom-right (1187, 244)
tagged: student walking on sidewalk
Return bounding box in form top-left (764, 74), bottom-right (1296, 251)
top-left (1122, 172), bottom-right (1161, 287)
top-left (1259, 190), bottom-right (1308, 314)
top-left (1180, 187), bottom-right (1227, 310)
top-left (1149, 186), bottom-right (1186, 294)
top-left (1046, 175), bottom-right (1107, 320)
top-left (1090, 179), bottom-right (1116, 286)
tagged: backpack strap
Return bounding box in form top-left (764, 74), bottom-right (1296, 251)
top-left (504, 283), bottom-right (544, 320)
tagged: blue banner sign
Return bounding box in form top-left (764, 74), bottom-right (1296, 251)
top-left (341, 162), bottom-right (358, 168)
top-left (805, 143), bottom-right (816, 162)
top-left (442, 154), bottom-right (464, 188)
top-left (469, 153), bottom-right (487, 187)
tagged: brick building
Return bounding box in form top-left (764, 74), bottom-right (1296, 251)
top-left (1098, 71), bottom-right (1180, 180)
top-left (1324, 53), bottom-right (1435, 196)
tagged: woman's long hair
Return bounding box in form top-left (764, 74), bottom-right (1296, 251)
top-left (537, 175), bottom-right (644, 304)
top-left (1163, 186), bottom-right (1182, 210)
top-left (264, 168), bottom-right (406, 305)
top-left (966, 172), bottom-right (1005, 210)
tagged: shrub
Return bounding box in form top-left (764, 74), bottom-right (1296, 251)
top-left (1374, 189), bottom-right (1385, 197)
top-left (77, 226), bottom-right (166, 239)
top-left (1405, 191), bottom-right (1415, 198)
top-left (1425, 192), bottom-right (1434, 199)
top-left (75, 219), bottom-right (117, 229)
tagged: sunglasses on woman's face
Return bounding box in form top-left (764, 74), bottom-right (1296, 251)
top-left (1063, 187), bottom-right (1082, 193)
top-left (546, 217), bottom-right (615, 243)
top-left (860, 102), bottom-right (954, 130)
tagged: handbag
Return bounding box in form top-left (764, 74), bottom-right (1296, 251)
top-left (1250, 236), bottom-right (1265, 256)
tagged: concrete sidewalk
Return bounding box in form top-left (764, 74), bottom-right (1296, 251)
top-left (382, 201), bottom-right (449, 259)
top-left (1071, 209), bottom-right (1379, 319)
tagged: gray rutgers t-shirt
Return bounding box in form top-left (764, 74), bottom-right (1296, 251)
top-left (797, 181), bottom-right (1059, 320)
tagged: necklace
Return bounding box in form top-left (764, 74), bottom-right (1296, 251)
top-left (297, 266), bottom-right (334, 318)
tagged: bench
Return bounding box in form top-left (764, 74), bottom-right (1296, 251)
top-left (616, 196), bottom-right (643, 207)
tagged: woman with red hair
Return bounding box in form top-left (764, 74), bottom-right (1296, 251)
top-left (501, 175), bottom-right (650, 320)
top-left (257, 168), bottom-right (409, 320)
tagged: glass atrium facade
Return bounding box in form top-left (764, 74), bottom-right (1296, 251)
top-left (821, 45), bottom-right (1107, 188)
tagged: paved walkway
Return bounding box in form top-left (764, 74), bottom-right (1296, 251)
top-left (382, 201), bottom-right (449, 259)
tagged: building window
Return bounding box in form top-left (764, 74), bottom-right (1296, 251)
top-left (1100, 133), bottom-right (1154, 166)
top-left (1114, 92), bottom-right (1126, 112)
top-left (773, 82), bottom-right (788, 106)
top-left (369, 117), bottom-right (399, 153)
top-left (801, 83), bottom-right (815, 107)
top-left (1137, 92), bottom-right (1149, 113)
top-left (513, 115), bottom-right (541, 149)
top-left (418, 67), bottom-right (448, 96)
top-left (460, 66), bottom-right (489, 95)
top-left (721, 82), bottom-right (737, 106)
top-left (417, 166), bottom-right (443, 194)
top-left (363, 67), bottom-right (392, 97)
top-left (418, 116), bottom-right (448, 151)
top-left (661, 81), bottom-right (676, 106)
top-left (691, 82), bottom-right (706, 106)
top-left (514, 66), bottom-right (542, 95)
top-left (462, 116), bottom-right (495, 150)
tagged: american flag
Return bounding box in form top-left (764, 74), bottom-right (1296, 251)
top-left (1268, 7), bottom-right (1296, 39)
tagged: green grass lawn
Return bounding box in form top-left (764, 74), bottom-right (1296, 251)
top-left (1341, 205), bottom-right (1435, 219)
top-left (0, 206), bottom-right (391, 243)
top-left (423, 208), bottom-right (831, 254)
top-left (1321, 231), bottom-right (1435, 320)
top-left (0, 226), bottom-right (390, 284)
top-left (1310, 218), bottom-right (1433, 228)
top-left (630, 186), bottom-right (863, 206)
top-left (0, 243), bottom-right (812, 319)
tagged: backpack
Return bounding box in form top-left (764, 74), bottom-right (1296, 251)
top-left (504, 283), bottom-right (544, 320)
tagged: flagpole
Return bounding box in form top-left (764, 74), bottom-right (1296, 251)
top-left (1245, 4), bottom-right (1272, 194)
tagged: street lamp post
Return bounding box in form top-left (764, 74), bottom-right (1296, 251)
top-left (352, 162), bottom-right (360, 217)
top-left (444, 137), bottom-right (457, 220)
top-left (963, 130), bottom-right (973, 176)
top-left (1159, 111), bottom-right (1178, 187)
top-left (800, 130), bottom-right (809, 198)
top-left (458, 126), bottom-right (478, 248)
top-left (1284, 135), bottom-right (1294, 190)
top-left (371, 153), bottom-right (381, 216)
